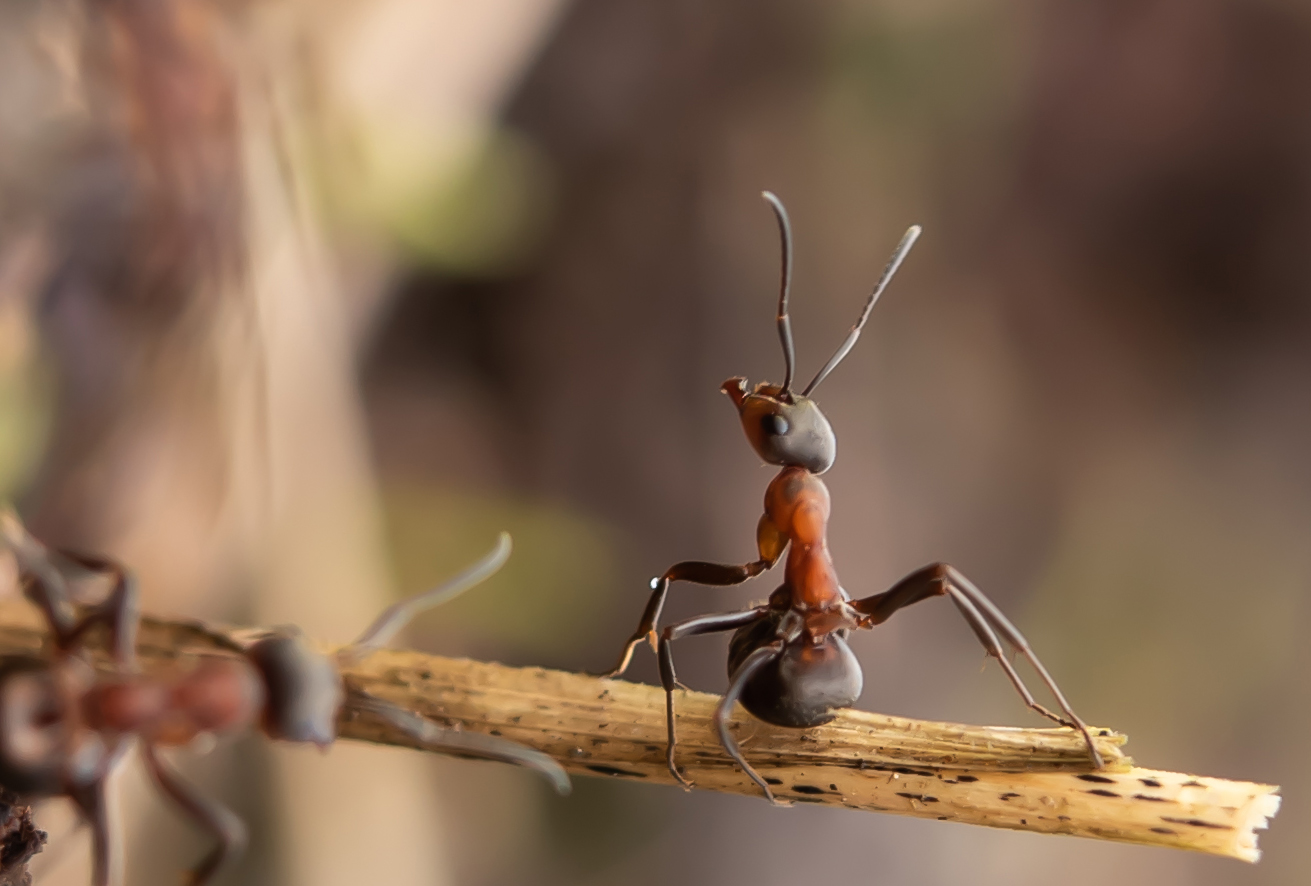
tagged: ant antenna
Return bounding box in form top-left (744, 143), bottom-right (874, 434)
top-left (348, 532), bottom-right (511, 656)
top-left (761, 191), bottom-right (796, 398)
top-left (801, 223), bottom-right (921, 397)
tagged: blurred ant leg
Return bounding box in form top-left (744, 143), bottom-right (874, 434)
top-left (715, 641), bottom-right (784, 804)
top-left (850, 563), bottom-right (1102, 767)
top-left (57, 552), bottom-right (139, 667)
top-left (0, 511), bottom-right (80, 645)
top-left (141, 744), bottom-right (247, 886)
top-left (942, 566), bottom-right (1102, 767)
top-left (346, 533), bottom-right (511, 661)
top-left (67, 779), bottom-right (117, 886)
top-left (346, 687), bottom-right (571, 795)
top-left (600, 560), bottom-right (771, 679)
top-left (656, 608), bottom-right (768, 788)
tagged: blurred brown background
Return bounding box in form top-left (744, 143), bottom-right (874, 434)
top-left (0, 0), bottom-right (1306, 883)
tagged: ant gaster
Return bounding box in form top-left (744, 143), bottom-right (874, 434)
top-left (600, 192), bottom-right (1103, 802)
top-left (0, 519), bottom-right (569, 886)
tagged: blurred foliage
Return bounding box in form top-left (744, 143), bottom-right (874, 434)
top-left (826, 3), bottom-right (1017, 129)
top-left (0, 309), bottom-right (51, 502)
top-left (381, 485), bottom-right (617, 658)
top-left (329, 121), bottom-right (554, 275)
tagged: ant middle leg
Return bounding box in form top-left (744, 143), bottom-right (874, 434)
top-left (142, 743), bottom-right (247, 886)
top-left (850, 563), bottom-right (1103, 768)
top-left (656, 608), bottom-right (767, 788)
top-left (57, 552), bottom-right (139, 667)
top-left (600, 559), bottom-right (771, 679)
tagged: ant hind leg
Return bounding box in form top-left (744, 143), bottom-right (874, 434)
top-left (850, 563), bottom-right (1103, 768)
top-left (941, 567), bottom-right (1103, 767)
top-left (656, 608), bottom-right (767, 789)
top-left (714, 641), bottom-right (785, 804)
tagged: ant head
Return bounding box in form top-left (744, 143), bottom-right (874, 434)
top-left (246, 631), bottom-right (343, 747)
top-left (733, 191), bottom-right (919, 473)
top-left (722, 378), bottom-right (836, 474)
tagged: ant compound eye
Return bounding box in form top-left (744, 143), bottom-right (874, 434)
top-left (761, 414), bottom-right (789, 436)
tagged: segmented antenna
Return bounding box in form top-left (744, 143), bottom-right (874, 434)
top-left (348, 532), bottom-right (511, 655)
top-left (761, 191), bottom-right (796, 398)
top-left (801, 224), bottom-right (921, 396)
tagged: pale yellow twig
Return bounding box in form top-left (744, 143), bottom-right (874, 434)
top-left (0, 601), bottom-right (1280, 862)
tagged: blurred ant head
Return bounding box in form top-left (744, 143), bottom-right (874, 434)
top-left (247, 630), bottom-right (342, 747)
top-left (723, 192), bottom-right (920, 475)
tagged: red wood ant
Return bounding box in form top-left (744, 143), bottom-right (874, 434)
top-left (600, 192), bottom-right (1103, 802)
top-left (0, 519), bottom-right (569, 886)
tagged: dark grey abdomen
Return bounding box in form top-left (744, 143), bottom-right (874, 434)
top-left (727, 616), bottom-right (862, 728)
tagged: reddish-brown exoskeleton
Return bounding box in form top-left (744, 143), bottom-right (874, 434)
top-left (600, 192), bottom-right (1103, 802)
top-left (0, 520), bottom-right (569, 886)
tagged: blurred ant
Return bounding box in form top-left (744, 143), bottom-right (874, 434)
top-left (0, 520), bottom-right (569, 886)
top-left (600, 192), bottom-right (1103, 802)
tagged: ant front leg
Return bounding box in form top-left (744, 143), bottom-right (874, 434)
top-left (142, 744), bottom-right (247, 886)
top-left (601, 515), bottom-right (786, 679)
top-left (656, 608), bottom-right (767, 789)
top-left (851, 563), bottom-right (1103, 769)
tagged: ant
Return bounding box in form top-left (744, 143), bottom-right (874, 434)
top-left (0, 518), bottom-right (569, 886)
top-left (599, 192), bottom-right (1103, 803)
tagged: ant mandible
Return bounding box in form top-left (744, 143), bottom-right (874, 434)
top-left (599, 192), bottom-right (1103, 802)
top-left (0, 519), bottom-right (569, 886)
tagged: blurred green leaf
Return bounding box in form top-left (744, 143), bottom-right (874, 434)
top-left (381, 485), bottom-right (617, 657)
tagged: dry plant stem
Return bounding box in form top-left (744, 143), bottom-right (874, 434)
top-left (0, 603), bottom-right (1279, 862)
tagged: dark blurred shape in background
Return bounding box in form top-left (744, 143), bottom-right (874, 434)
top-left (0, 0), bottom-right (1307, 884)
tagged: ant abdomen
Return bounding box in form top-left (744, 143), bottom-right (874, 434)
top-left (728, 616), bottom-right (862, 728)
